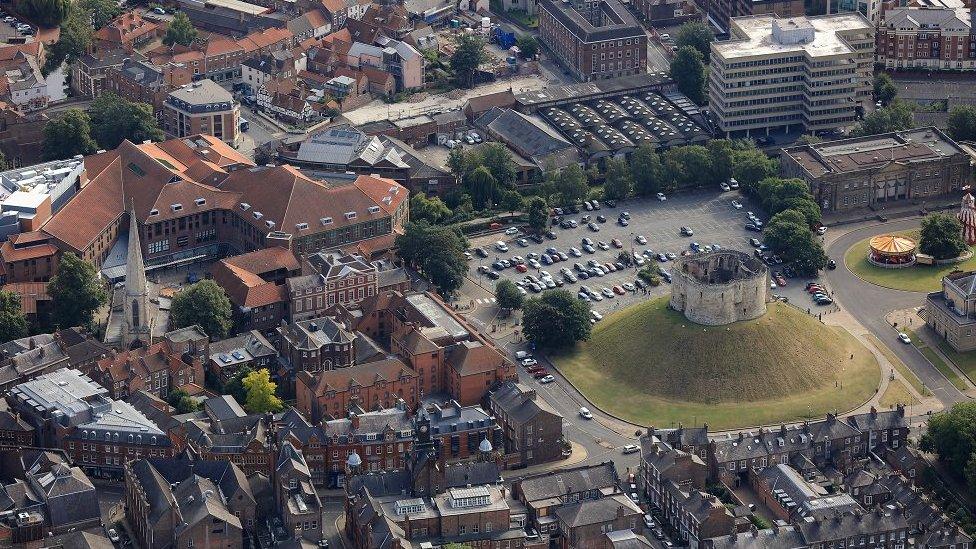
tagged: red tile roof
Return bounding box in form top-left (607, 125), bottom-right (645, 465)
top-left (211, 259), bottom-right (288, 308)
top-left (222, 247), bottom-right (300, 275)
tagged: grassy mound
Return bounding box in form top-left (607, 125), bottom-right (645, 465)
top-left (553, 297), bottom-right (880, 429)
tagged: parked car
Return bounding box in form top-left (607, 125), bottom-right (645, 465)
top-left (622, 445), bottom-right (640, 454)
top-left (719, 182), bottom-right (730, 191)
top-left (579, 407), bottom-right (593, 419)
top-left (635, 235), bottom-right (647, 245)
top-left (680, 226), bottom-right (693, 236)
top-left (521, 358), bottom-right (538, 367)
top-left (505, 227), bottom-right (519, 235)
top-left (539, 375), bottom-right (555, 383)
top-left (731, 200), bottom-right (743, 209)
top-left (656, 193), bottom-right (667, 201)
top-left (898, 333), bottom-right (911, 344)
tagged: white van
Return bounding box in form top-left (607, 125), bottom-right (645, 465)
top-left (579, 407), bottom-right (593, 419)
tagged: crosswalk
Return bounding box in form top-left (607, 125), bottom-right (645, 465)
top-left (474, 297), bottom-right (497, 305)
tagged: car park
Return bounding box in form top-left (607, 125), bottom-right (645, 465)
top-left (635, 235), bottom-right (647, 245)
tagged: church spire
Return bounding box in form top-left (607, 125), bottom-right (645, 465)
top-left (122, 200), bottom-right (151, 349)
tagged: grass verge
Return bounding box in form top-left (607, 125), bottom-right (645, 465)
top-left (879, 379), bottom-right (919, 408)
top-left (552, 298), bottom-right (880, 430)
top-left (935, 339), bottom-right (976, 385)
top-left (863, 334), bottom-right (929, 396)
top-left (845, 230), bottom-right (976, 293)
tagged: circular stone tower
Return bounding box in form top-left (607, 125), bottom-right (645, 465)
top-left (670, 250), bottom-right (769, 326)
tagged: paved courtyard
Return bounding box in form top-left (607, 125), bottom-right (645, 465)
top-left (466, 189), bottom-right (768, 317)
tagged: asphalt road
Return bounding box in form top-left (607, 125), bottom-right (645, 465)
top-left (825, 218), bottom-right (969, 407)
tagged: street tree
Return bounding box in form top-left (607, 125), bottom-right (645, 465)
top-left (873, 72), bottom-right (898, 106)
top-left (410, 192), bottom-right (452, 224)
top-left (851, 100), bottom-right (914, 137)
top-left (464, 165), bottom-right (498, 210)
top-left (948, 105), bottom-right (976, 142)
top-left (527, 197), bottom-right (549, 232)
top-left (89, 93), bottom-right (165, 149)
top-left (396, 222), bottom-right (468, 296)
top-left (707, 140), bottom-right (735, 186)
top-left (763, 209), bottom-right (826, 275)
top-left (920, 213), bottom-right (968, 260)
top-left (170, 280), bottom-right (233, 340)
top-left (630, 143), bottom-right (663, 196)
top-left (163, 12), bottom-right (198, 47)
top-left (670, 46), bottom-right (706, 105)
top-left (242, 369), bottom-right (283, 413)
top-left (522, 290), bottom-right (591, 349)
top-left (516, 35), bottom-right (538, 59)
top-left (920, 402), bottom-right (976, 491)
top-left (47, 252), bottom-right (107, 329)
top-left (495, 279), bottom-right (524, 311)
top-left (500, 189), bottom-right (524, 215)
top-left (661, 145), bottom-right (711, 189)
top-left (674, 21), bottom-right (713, 59)
top-left (603, 158), bottom-right (632, 200)
top-left (451, 34), bottom-right (487, 88)
top-left (0, 290), bottom-right (28, 344)
top-left (43, 109), bottom-right (98, 160)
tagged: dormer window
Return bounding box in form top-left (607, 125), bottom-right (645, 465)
top-left (195, 198), bottom-right (206, 206)
top-left (149, 208), bottom-right (159, 216)
top-left (368, 205), bottom-right (380, 214)
top-left (253, 211), bottom-right (263, 220)
top-left (240, 202), bottom-right (251, 211)
top-left (296, 222), bottom-right (309, 230)
top-left (171, 203), bottom-right (183, 212)
top-left (265, 220), bottom-right (275, 229)
top-left (320, 217), bottom-right (333, 225)
top-left (345, 211), bottom-right (357, 220)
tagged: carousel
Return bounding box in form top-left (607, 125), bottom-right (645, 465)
top-left (959, 193), bottom-right (976, 245)
top-left (868, 234), bottom-right (917, 267)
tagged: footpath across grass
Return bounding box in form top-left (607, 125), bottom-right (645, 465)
top-left (552, 298), bottom-right (880, 430)
top-left (845, 230), bottom-right (976, 293)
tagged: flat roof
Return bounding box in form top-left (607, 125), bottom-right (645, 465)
top-left (514, 72), bottom-right (671, 109)
top-left (712, 14), bottom-right (872, 60)
top-left (203, 0), bottom-right (269, 15)
top-left (405, 293), bottom-right (469, 339)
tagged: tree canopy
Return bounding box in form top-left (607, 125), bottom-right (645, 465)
top-left (674, 21), bottom-right (713, 59)
top-left (167, 389), bottom-right (199, 414)
top-left (480, 143), bottom-right (516, 188)
top-left (948, 105), bottom-right (976, 142)
top-left (242, 369), bottom-right (283, 413)
top-left (47, 252), bottom-right (107, 329)
top-left (83, 0), bottom-right (122, 30)
top-left (396, 222), bottom-right (468, 296)
top-left (89, 93), bottom-right (165, 150)
top-left (410, 192), bottom-right (452, 224)
top-left (43, 11), bottom-right (94, 74)
top-left (603, 158), bottom-right (633, 200)
top-left (873, 72), bottom-right (898, 106)
top-left (464, 166), bottom-right (498, 211)
top-left (527, 197), bottom-right (549, 232)
top-left (0, 290), bottom-right (28, 344)
top-left (920, 402), bottom-right (976, 491)
top-left (919, 213), bottom-right (967, 260)
top-left (851, 100), bottom-right (915, 137)
top-left (17, 0), bottom-right (71, 26)
top-left (516, 35), bottom-right (538, 59)
top-left (630, 143), bottom-right (664, 196)
top-left (170, 280), bottom-right (233, 340)
top-left (670, 46), bottom-right (707, 105)
top-left (661, 145), bottom-right (711, 189)
top-left (451, 34), bottom-right (487, 88)
top-left (43, 109), bottom-right (98, 160)
top-left (554, 164), bottom-right (589, 206)
top-left (495, 279), bottom-right (524, 311)
top-left (522, 290), bottom-right (591, 349)
top-left (756, 177), bottom-right (820, 226)
top-left (763, 210), bottom-right (826, 275)
top-left (163, 12), bottom-right (198, 47)
top-left (732, 148), bottom-right (778, 195)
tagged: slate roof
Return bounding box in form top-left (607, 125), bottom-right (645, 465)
top-left (488, 381), bottom-right (561, 424)
top-left (554, 493), bottom-right (641, 528)
top-left (517, 462), bottom-right (618, 503)
top-left (33, 463), bottom-right (99, 528)
top-left (325, 406), bottom-right (411, 440)
top-left (475, 107), bottom-right (576, 167)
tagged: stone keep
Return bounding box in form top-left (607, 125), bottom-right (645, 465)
top-left (670, 250), bottom-right (768, 325)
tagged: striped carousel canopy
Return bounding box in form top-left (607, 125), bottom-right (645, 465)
top-left (869, 234), bottom-right (917, 256)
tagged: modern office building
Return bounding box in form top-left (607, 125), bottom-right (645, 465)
top-left (538, 0), bottom-right (647, 82)
top-left (162, 79), bottom-right (241, 147)
top-left (709, 14), bottom-right (874, 137)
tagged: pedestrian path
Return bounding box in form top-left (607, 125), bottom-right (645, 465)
top-left (474, 297), bottom-right (497, 305)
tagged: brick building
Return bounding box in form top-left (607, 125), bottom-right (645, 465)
top-left (274, 407), bottom-right (330, 486)
top-left (208, 329), bottom-right (277, 385)
top-left (877, 7), bottom-right (976, 72)
top-left (538, 0), bottom-right (647, 82)
top-left (275, 441), bottom-right (326, 542)
top-left (277, 315), bottom-right (357, 374)
top-left (295, 357), bottom-right (419, 422)
top-left (705, 0), bottom-right (804, 35)
top-left (426, 400), bottom-right (502, 464)
top-left (288, 251), bottom-right (378, 321)
top-left (0, 407), bottom-right (34, 448)
top-left (181, 395), bottom-right (275, 476)
top-left (94, 12), bottom-right (159, 52)
top-left (0, 231), bottom-right (59, 283)
top-left (486, 381), bottom-right (564, 468)
top-left (631, 0), bottom-right (698, 27)
top-left (92, 327), bottom-right (207, 400)
top-left (780, 127), bottom-right (971, 212)
top-left (211, 246), bottom-right (301, 336)
top-left (323, 403), bottom-right (414, 487)
top-left (107, 58), bottom-right (193, 116)
top-left (511, 462), bottom-right (621, 538)
top-left (162, 79), bottom-right (241, 147)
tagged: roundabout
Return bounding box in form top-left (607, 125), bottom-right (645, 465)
top-left (845, 230), bottom-right (976, 292)
top-left (551, 296), bottom-right (881, 430)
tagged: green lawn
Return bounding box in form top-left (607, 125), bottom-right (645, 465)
top-left (909, 329), bottom-right (970, 391)
top-left (863, 334), bottom-right (929, 396)
top-left (879, 379), bottom-right (919, 408)
top-left (845, 230), bottom-right (976, 293)
top-left (552, 298), bottom-right (880, 430)
top-left (935, 339), bottom-right (976, 385)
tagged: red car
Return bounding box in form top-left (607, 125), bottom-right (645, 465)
top-left (807, 285), bottom-right (824, 294)
top-left (613, 285), bottom-right (625, 295)
top-left (611, 238), bottom-right (623, 248)
top-left (532, 369), bottom-right (549, 379)
top-left (775, 275), bottom-right (787, 286)
top-left (516, 264), bottom-right (528, 273)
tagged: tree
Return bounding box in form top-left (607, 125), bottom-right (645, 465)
top-left (707, 140), bottom-right (735, 186)
top-left (670, 46), bottom-right (707, 105)
top-left (480, 143), bottom-right (516, 188)
top-left (516, 35), bottom-right (538, 59)
top-left (920, 402), bottom-right (976, 490)
top-left (555, 164), bottom-right (588, 206)
top-left (0, 151), bottom-right (11, 172)
top-left (170, 280), bottom-right (232, 340)
top-left (43, 11), bottom-right (94, 74)
top-left (948, 105), bottom-right (976, 142)
top-left (242, 368), bottom-right (283, 413)
top-left (500, 189), bottom-right (524, 215)
top-left (450, 33), bottom-right (487, 88)
top-left (795, 134), bottom-right (823, 146)
top-left (163, 12), bottom-right (198, 47)
top-left (89, 93), bottom-right (165, 150)
top-left (410, 192), bottom-right (452, 224)
top-left (630, 143), bottom-right (663, 196)
top-left (732, 148), bottom-right (778, 195)
top-left (674, 21), bottom-right (713, 59)
top-left (16, 0), bottom-right (71, 26)
top-left (763, 210), bottom-right (826, 275)
top-left (495, 279), bottom-right (524, 311)
top-left (447, 147), bottom-right (469, 180)
top-left (47, 252), bottom-right (107, 329)
top-left (83, 0), bottom-right (122, 29)
top-left (661, 145), bottom-right (711, 189)
top-left (396, 222), bottom-right (468, 296)
top-left (873, 72), bottom-right (898, 106)
top-left (0, 290), bottom-right (28, 344)
top-left (527, 197), bottom-right (549, 232)
top-left (43, 109), bottom-right (98, 160)
top-left (224, 366), bottom-right (253, 404)
top-left (522, 290), bottom-right (591, 349)
top-left (464, 166), bottom-right (498, 210)
top-left (603, 158), bottom-right (632, 200)
top-left (920, 213), bottom-right (967, 260)
top-left (851, 100), bottom-right (914, 137)
top-left (166, 388), bottom-right (199, 414)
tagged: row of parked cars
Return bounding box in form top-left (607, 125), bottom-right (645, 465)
top-left (515, 351), bottom-right (555, 383)
top-left (1, 10), bottom-right (33, 35)
top-left (806, 281), bottom-right (833, 305)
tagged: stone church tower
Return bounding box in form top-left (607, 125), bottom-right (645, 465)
top-left (121, 202), bottom-right (152, 349)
